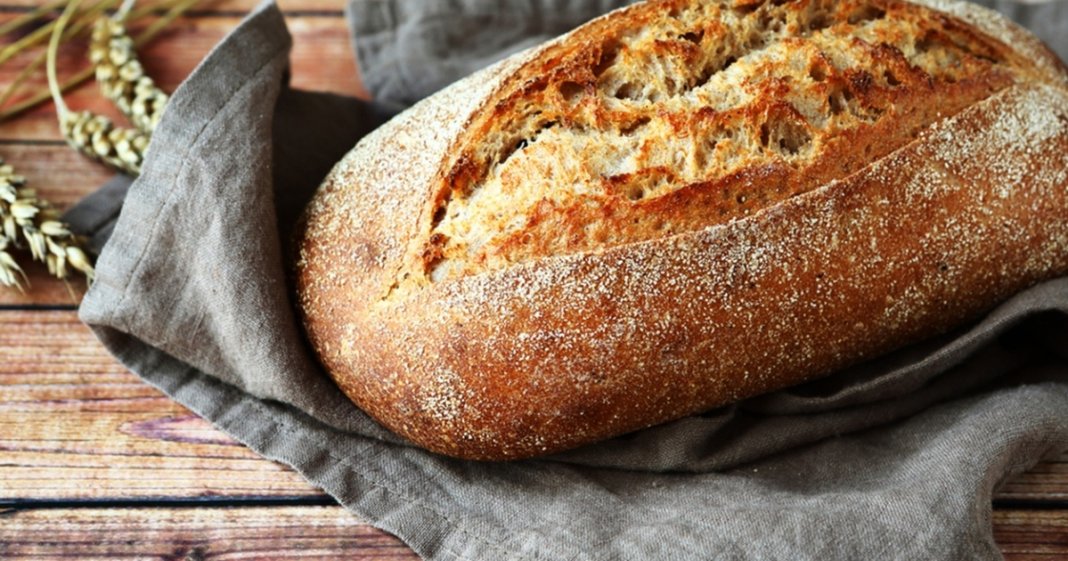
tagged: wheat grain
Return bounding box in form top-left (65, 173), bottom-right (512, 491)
top-left (46, 0), bottom-right (151, 176)
top-left (0, 158), bottom-right (95, 290)
top-left (0, 168), bottom-right (29, 290)
top-left (90, 14), bottom-right (168, 134)
top-left (61, 109), bottom-right (148, 175)
top-left (0, 237), bottom-right (28, 291)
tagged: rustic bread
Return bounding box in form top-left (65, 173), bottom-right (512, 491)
top-left (295, 0), bottom-right (1068, 460)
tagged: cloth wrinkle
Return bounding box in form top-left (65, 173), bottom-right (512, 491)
top-left (130, 344), bottom-right (536, 561)
top-left (241, 395), bottom-right (548, 561)
top-left (106, 39), bottom-right (291, 342)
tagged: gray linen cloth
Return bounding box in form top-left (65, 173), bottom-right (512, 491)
top-left (68, 1), bottom-right (1068, 560)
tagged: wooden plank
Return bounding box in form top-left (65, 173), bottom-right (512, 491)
top-left (0, 13), bottom-right (366, 141)
top-left (0, 310), bottom-right (1066, 558)
top-left (0, 143), bottom-right (111, 209)
top-left (0, 310), bottom-right (323, 499)
top-left (0, 505), bottom-right (1062, 560)
top-left (0, 506), bottom-right (419, 560)
top-left (999, 461), bottom-right (1068, 502)
top-left (2, 310), bottom-right (1067, 502)
top-left (0, 259), bottom-right (86, 307)
top-left (0, 0), bottom-right (344, 12)
top-left (993, 510), bottom-right (1068, 561)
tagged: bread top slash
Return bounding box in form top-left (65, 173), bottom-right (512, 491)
top-left (388, 0), bottom-right (1059, 289)
top-left (295, 0), bottom-right (1068, 459)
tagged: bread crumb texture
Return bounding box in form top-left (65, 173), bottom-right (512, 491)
top-left (296, 0), bottom-right (1068, 459)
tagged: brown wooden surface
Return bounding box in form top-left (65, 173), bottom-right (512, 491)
top-left (0, 13), bottom-right (363, 141)
top-left (0, 311), bottom-right (317, 500)
top-left (0, 507), bottom-right (1064, 560)
top-left (0, 507), bottom-right (418, 560)
top-left (0, 0), bottom-right (1065, 559)
top-left (993, 511), bottom-right (1068, 561)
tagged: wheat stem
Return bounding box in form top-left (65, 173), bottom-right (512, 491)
top-left (93, 0), bottom-right (197, 133)
top-left (128, 0), bottom-right (193, 22)
top-left (0, 0), bottom-right (119, 67)
top-left (47, 0), bottom-right (86, 118)
top-left (47, 0), bottom-right (149, 175)
top-left (116, 0), bottom-right (138, 20)
top-left (0, 66), bottom-right (95, 123)
top-left (136, 0), bottom-right (200, 41)
top-left (0, 0), bottom-right (107, 110)
top-left (0, 55), bottom-right (42, 109)
top-left (0, 0), bottom-right (70, 38)
top-left (0, 0), bottom-right (192, 123)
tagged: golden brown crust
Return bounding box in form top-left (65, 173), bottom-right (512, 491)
top-left (416, 0), bottom-right (1045, 285)
top-left (295, 0), bottom-right (1068, 460)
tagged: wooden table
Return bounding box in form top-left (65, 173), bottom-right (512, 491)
top-left (0, 1), bottom-right (1066, 558)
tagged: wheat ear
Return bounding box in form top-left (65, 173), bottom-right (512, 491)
top-left (0, 158), bottom-right (95, 290)
top-left (48, 0), bottom-right (150, 176)
top-left (91, 0), bottom-right (169, 134)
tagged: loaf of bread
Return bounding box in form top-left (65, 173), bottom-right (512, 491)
top-left (295, 0), bottom-right (1068, 460)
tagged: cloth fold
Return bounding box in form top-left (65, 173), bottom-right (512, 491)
top-left (67, 1), bottom-right (1068, 560)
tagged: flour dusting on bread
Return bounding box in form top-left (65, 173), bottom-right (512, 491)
top-left (295, 0), bottom-right (1068, 460)
top-left (415, 0), bottom-right (1052, 285)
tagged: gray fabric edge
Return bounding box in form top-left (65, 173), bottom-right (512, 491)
top-left (79, 2), bottom-right (294, 337)
top-left (62, 175), bottom-right (132, 254)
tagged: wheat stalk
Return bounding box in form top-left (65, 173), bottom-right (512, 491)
top-left (0, 0), bottom-right (119, 67)
top-left (0, 0), bottom-right (198, 291)
top-left (0, 0), bottom-right (196, 123)
top-left (0, 0), bottom-right (121, 111)
top-left (0, 158), bottom-right (94, 290)
top-left (0, 1), bottom-right (113, 111)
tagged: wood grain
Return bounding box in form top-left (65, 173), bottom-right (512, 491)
top-left (993, 510), bottom-right (1068, 561)
top-left (0, 144), bottom-right (111, 209)
top-left (0, 506), bottom-right (419, 560)
top-left (999, 461), bottom-right (1068, 502)
top-left (0, 13), bottom-right (365, 141)
top-left (0, 310), bottom-right (323, 500)
top-left (0, 505), bottom-right (1062, 560)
